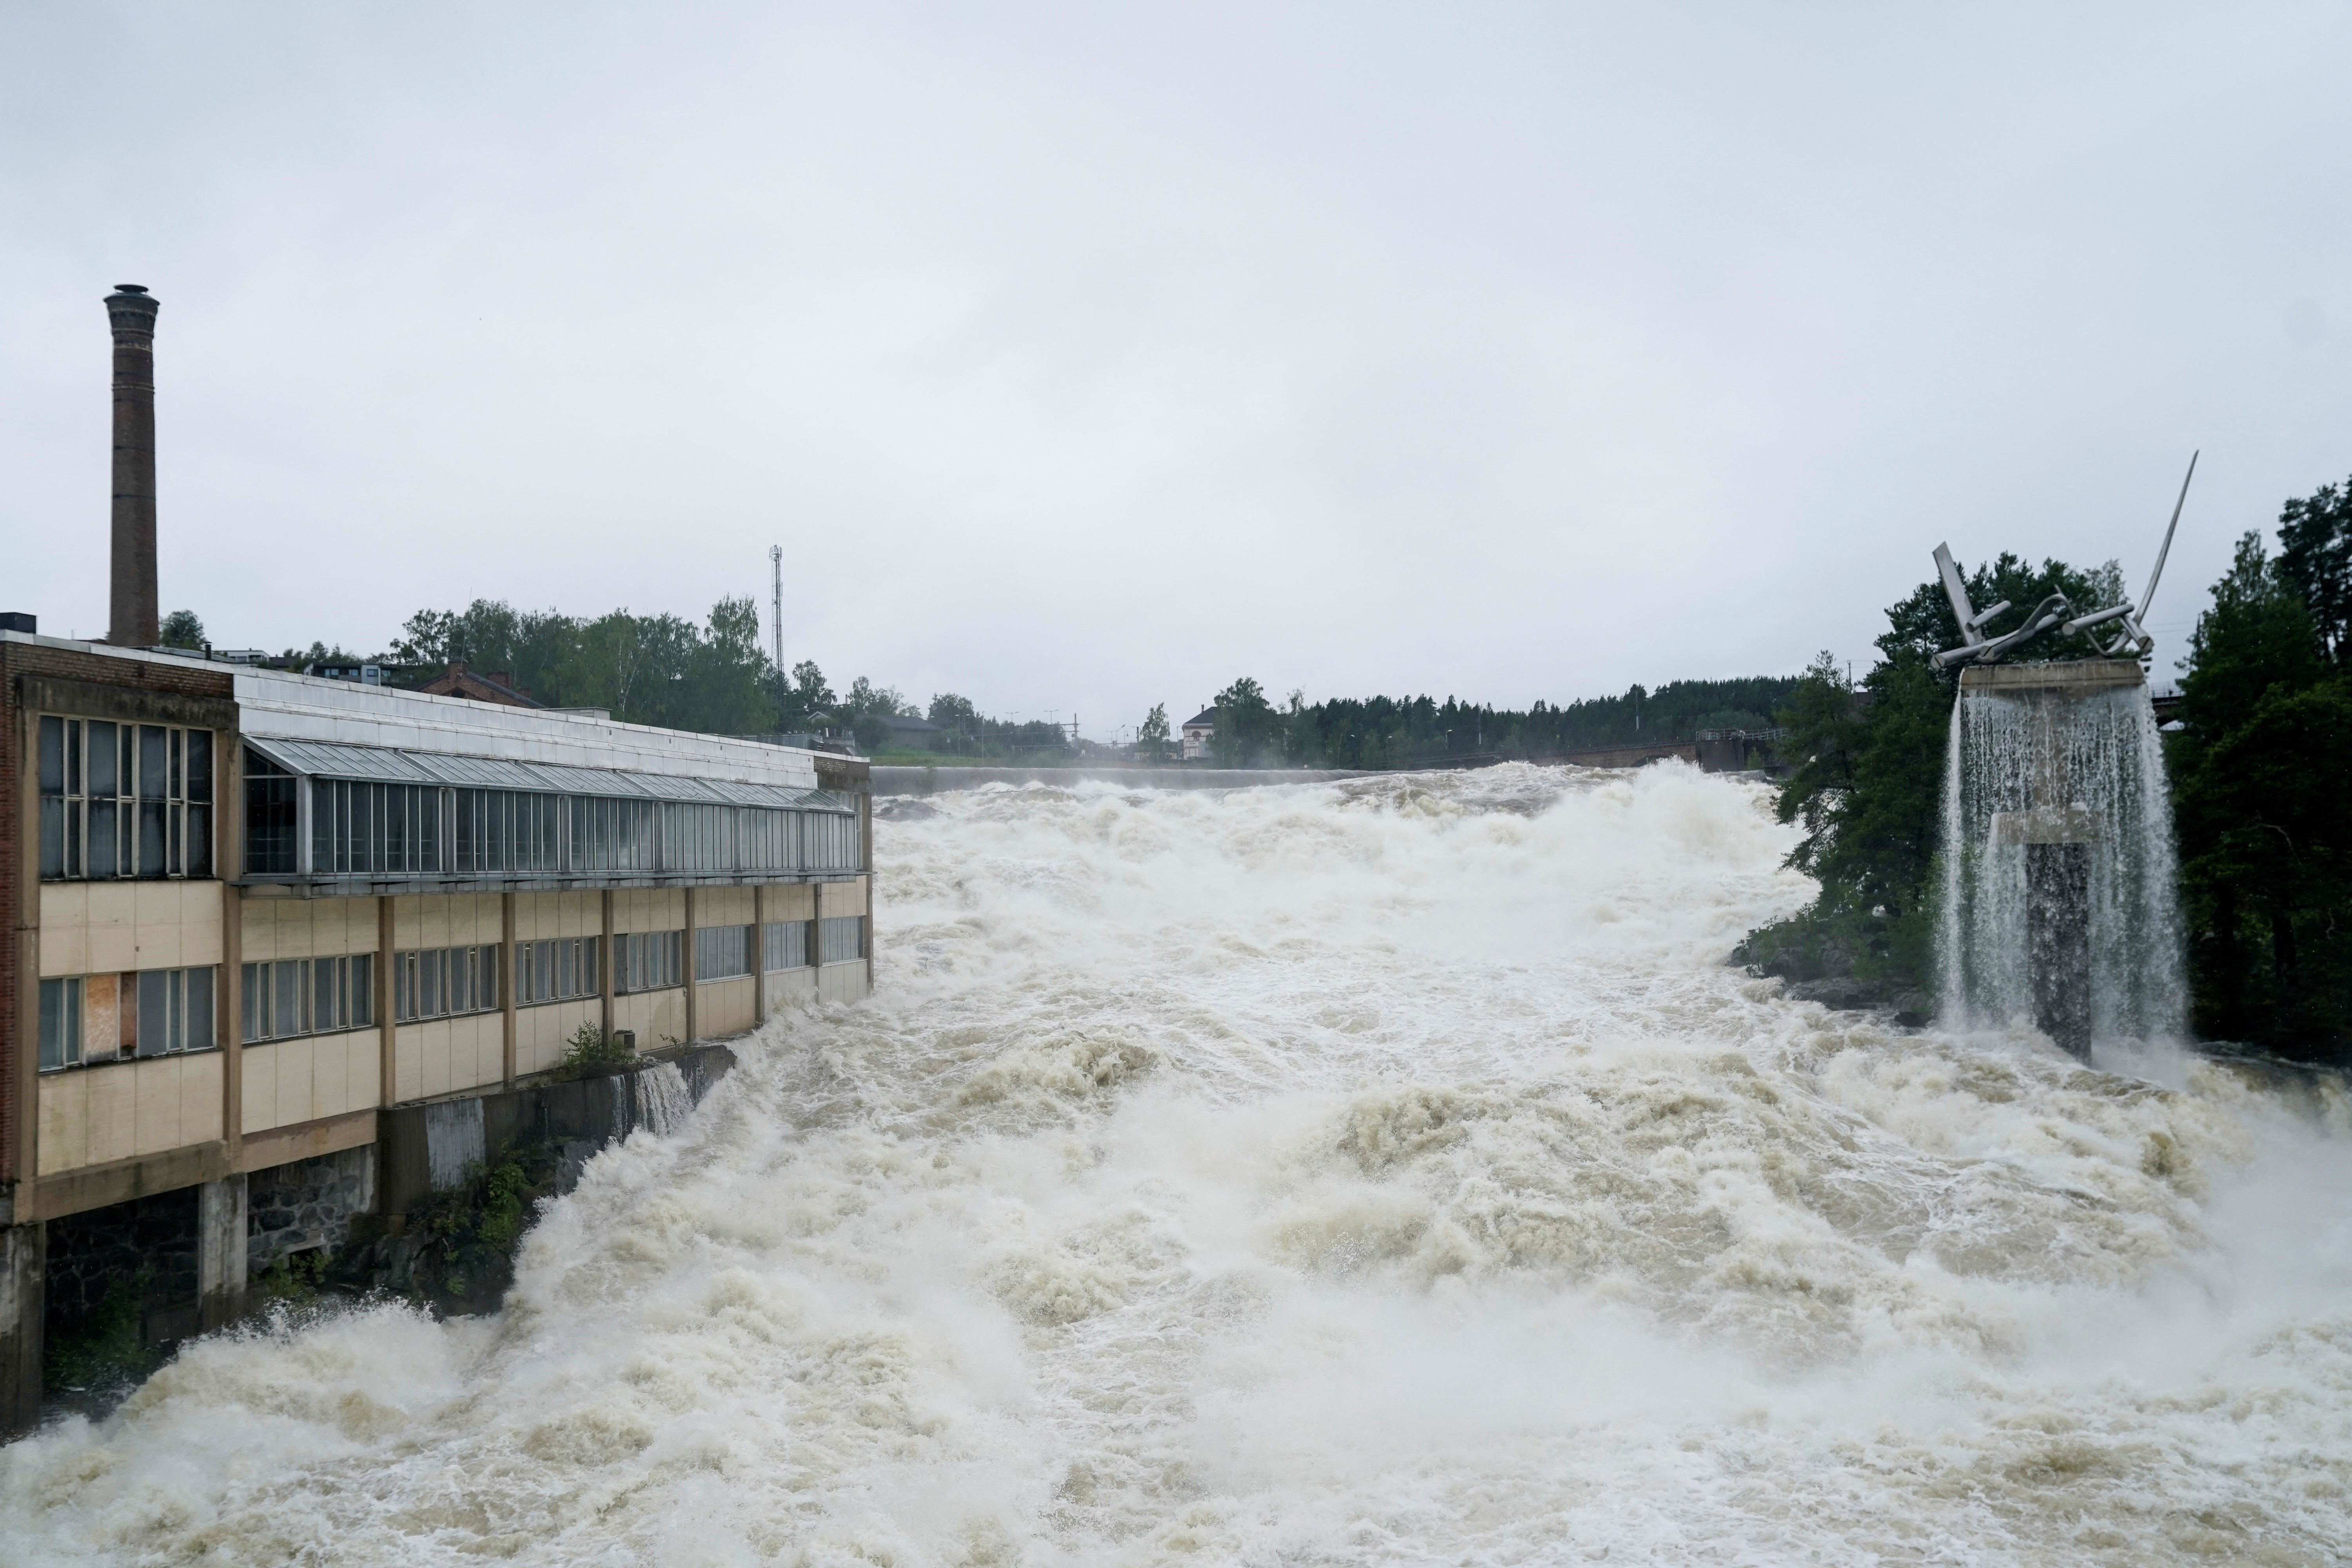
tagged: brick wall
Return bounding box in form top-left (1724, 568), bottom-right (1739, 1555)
top-left (2, 641), bottom-right (236, 1201)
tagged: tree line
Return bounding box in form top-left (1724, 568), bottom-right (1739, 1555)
top-left (1180, 675), bottom-right (1800, 769)
top-left (252, 597), bottom-right (1071, 760)
top-left (1745, 474), bottom-right (2351, 1062)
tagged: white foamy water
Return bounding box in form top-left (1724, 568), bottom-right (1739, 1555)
top-left (6, 764), bottom-right (2350, 1565)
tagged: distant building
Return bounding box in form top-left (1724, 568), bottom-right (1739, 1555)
top-left (1181, 707), bottom-right (1216, 761)
top-left (417, 660), bottom-right (542, 708)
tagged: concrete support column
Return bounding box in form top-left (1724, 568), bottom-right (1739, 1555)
top-left (682, 886), bottom-right (698, 1045)
top-left (599, 889), bottom-right (615, 1043)
top-left (753, 884), bottom-right (768, 1025)
top-left (1, 1222), bottom-right (43, 1439)
top-left (378, 895), bottom-right (397, 1110)
top-left (500, 891), bottom-right (517, 1088)
top-left (197, 1174), bottom-right (246, 1332)
top-left (221, 880), bottom-right (243, 1167)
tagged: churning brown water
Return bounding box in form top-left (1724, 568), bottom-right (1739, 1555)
top-left (4, 764), bottom-right (2348, 1565)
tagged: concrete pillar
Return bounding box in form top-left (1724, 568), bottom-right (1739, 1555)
top-left (1, 1222), bottom-right (43, 1439)
top-left (1968, 659), bottom-right (2143, 1063)
top-left (2027, 844), bottom-right (2093, 1058)
top-left (599, 889), bottom-right (615, 1042)
top-left (752, 883), bottom-right (768, 1025)
top-left (104, 285), bottom-right (161, 648)
top-left (378, 895), bottom-right (397, 1109)
top-left (197, 1175), bottom-right (246, 1332)
top-left (683, 886), bottom-right (698, 1045)
top-left (500, 891), bottom-right (518, 1087)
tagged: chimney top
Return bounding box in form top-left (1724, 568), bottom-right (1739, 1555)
top-left (112, 284), bottom-right (149, 295)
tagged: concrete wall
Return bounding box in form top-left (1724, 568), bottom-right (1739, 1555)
top-left (764, 883), bottom-right (815, 921)
top-left (392, 894), bottom-right (503, 950)
top-left (698, 885), bottom-right (755, 926)
top-left (392, 1013), bottom-right (504, 1103)
top-left (517, 996), bottom-right (598, 1078)
top-left (765, 966), bottom-right (816, 1006)
top-left (38, 881), bottom-right (224, 976)
top-left (613, 887), bottom-right (686, 934)
top-left (241, 1031), bottom-right (379, 1134)
top-left (698, 976), bottom-right (755, 1037)
top-left (37, 1052), bottom-right (223, 1176)
top-left (513, 889), bottom-right (602, 942)
top-left (239, 895), bottom-right (376, 963)
top-left (613, 986), bottom-right (686, 1049)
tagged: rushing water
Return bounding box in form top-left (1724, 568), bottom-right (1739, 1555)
top-left (1937, 680), bottom-right (2187, 1046)
top-left (5, 764), bottom-right (2349, 1565)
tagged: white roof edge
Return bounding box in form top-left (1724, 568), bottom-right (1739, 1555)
top-left (0, 633), bottom-right (837, 790)
top-left (232, 668), bottom-right (829, 789)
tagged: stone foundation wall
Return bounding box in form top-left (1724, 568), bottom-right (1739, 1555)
top-left (43, 1186), bottom-right (201, 1343)
top-left (247, 1148), bottom-right (375, 1270)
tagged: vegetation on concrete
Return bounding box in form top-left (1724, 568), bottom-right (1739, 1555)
top-left (1737, 552), bottom-right (2124, 1013)
top-left (1739, 474), bottom-right (2352, 1062)
top-left (405, 1148), bottom-right (555, 1312)
top-left (552, 1021), bottom-right (636, 1082)
top-left (43, 1275), bottom-right (164, 1396)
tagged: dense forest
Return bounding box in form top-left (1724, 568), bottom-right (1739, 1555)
top-left (1741, 475), bottom-right (2352, 1063)
top-left (1197, 675), bottom-right (1798, 769)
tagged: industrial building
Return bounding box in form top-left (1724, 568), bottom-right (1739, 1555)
top-left (1, 287), bottom-right (871, 1436)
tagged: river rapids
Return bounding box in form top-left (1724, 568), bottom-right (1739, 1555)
top-left (4, 764), bottom-right (2349, 1565)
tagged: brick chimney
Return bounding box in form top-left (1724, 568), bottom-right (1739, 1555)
top-left (105, 285), bottom-right (160, 647)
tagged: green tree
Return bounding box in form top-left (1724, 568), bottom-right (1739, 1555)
top-left (158, 609), bottom-right (205, 649)
top-left (1137, 702), bottom-right (1172, 762)
top-left (2278, 475), bottom-right (2352, 664)
top-left (1211, 677), bottom-right (1281, 766)
top-left (2169, 526), bottom-right (2349, 1056)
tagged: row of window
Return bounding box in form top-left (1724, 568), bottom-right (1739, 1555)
top-left (38, 967), bottom-right (217, 1070)
top-left (242, 955), bottom-right (376, 1042)
top-left (518, 936), bottom-right (600, 1004)
top-left (38, 919), bottom-right (866, 1071)
top-left (254, 766), bottom-right (863, 880)
top-left (395, 944), bottom-right (503, 1022)
top-left (37, 717), bottom-right (215, 881)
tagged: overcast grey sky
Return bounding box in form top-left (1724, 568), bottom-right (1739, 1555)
top-left (5, 3), bottom-right (2348, 732)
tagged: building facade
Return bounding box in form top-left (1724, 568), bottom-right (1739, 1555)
top-left (2, 632), bottom-right (871, 1431)
top-left (1180, 708), bottom-right (1216, 761)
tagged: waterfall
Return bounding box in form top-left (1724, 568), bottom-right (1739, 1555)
top-left (632, 1062), bottom-right (694, 1136)
top-left (1936, 670), bottom-right (2186, 1048)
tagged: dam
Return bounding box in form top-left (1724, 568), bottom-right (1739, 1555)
top-left (1, 764), bottom-right (2345, 1564)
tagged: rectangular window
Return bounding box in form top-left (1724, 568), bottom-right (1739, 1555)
top-left (807, 808), bottom-right (862, 872)
top-left (39, 977), bottom-right (84, 1071)
top-left (133, 966), bottom-right (217, 1055)
top-left (568, 796), bottom-right (656, 873)
top-left (245, 750), bottom-right (300, 875)
top-left (820, 915), bottom-right (866, 965)
top-left (244, 955), bottom-right (375, 1041)
top-left (617, 930), bottom-right (684, 993)
top-left (35, 717), bottom-right (185, 880)
top-left (392, 945), bottom-right (501, 1022)
top-left (312, 777), bottom-right (445, 876)
top-left (762, 919), bottom-right (809, 971)
top-left (695, 923), bottom-right (752, 981)
top-left (516, 936), bottom-right (598, 1005)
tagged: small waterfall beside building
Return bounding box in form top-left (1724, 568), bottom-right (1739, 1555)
top-left (1936, 659), bottom-right (2186, 1053)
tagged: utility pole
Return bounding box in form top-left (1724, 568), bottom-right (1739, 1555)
top-left (769, 544), bottom-right (784, 676)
